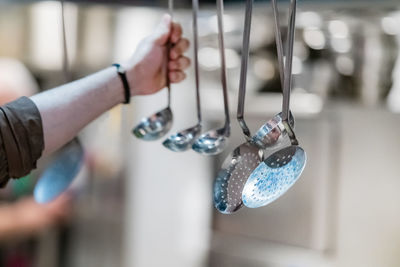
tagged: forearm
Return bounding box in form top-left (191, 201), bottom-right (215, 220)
top-left (31, 67), bottom-right (125, 156)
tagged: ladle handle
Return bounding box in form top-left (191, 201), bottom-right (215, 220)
top-left (192, 0), bottom-right (202, 124)
top-left (60, 0), bottom-right (85, 170)
top-left (217, 0), bottom-right (230, 131)
top-left (271, 0), bottom-right (285, 90)
top-left (237, 0), bottom-right (253, 139)
top-left (166, 0), bottom-right (174, 107)
top-left (61, 0), bottom-right (71, 83)
top-left (282, 0), bottom-right (296, 122)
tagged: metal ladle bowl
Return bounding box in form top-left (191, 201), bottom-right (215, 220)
top-left (163, 124), bottom-right (201, 152)
top-left (132, 107), bottom-right (173, 141)
top-left (252, 111), bottom-right (295, 150)
top-left (192, 127), bottom-right (229, 155)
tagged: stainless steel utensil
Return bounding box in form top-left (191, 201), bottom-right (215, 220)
top-left (192, 0), bottom-right (230, 155)
top-left (251, 0), bottom-right (294, 150)
top-left (163, 0), bottom-right (202, 152)
top-left (132, 0), bottom-right (174, 141)
top-left (242, 0), bottom-right (307, 209)
top-left (34, 0), bottom-right (85, 204)
top-left (213, 0), bottom-right (260, 214)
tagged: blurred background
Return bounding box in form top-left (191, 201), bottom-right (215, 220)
top-left (1, 0), bottom-right (400, 266)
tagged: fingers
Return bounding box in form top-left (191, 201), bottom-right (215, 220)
top-left (170, 22), bottom-right (183, 44)
top-left (153, 18), bottom-right (181, 46)
top-left (151, 15), bottom-right (189, 86)
top-left (153, 14), bottom-right (172, 45)
top-left (170, 38), bottom-right (190, 60)
top-left (169, 56), bottom-right (191, 71)
top-left (169, 71), bottom-right (186, 83)
top-left (168, 22), bottom-right (189, 85)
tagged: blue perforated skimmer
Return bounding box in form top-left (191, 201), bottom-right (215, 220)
top-left (242, 0), bottom-right (307, 209)
top-left (242, 146), bottom-right (306, 208)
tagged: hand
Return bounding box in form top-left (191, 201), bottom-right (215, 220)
top-left (125, 14), bottom-right (191, 96)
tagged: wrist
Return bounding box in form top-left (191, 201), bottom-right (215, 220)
top-left (124, 62), bottom-right (139, 97)
top-left (112, 64), bottom-right (131, 104)
top-left (105, 67), bottom-right (126, 105)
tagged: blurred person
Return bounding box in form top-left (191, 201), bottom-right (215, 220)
top-left (0, 15), bottom-right (190, 188)
top-left (0, 194), bottom-right (71, 240)
top-left (0, 59), bottom-right (39, 104)
top-left (0, 58), bottom-right (71, 240)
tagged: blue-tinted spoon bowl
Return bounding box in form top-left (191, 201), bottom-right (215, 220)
top-left (242, 145), bottom-right (306, 208)
top-left (192, 128), bottom-right (229, 156)
top-left (163, 124), bottom-right (201, 152)
top-left (34, 139), bottom-right (84, 203)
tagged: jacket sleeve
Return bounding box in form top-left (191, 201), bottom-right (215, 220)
top-left (0, 97), bottom-right (44, 187)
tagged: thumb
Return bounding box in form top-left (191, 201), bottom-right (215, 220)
top-left (153, 14), bottom-right (172, 46)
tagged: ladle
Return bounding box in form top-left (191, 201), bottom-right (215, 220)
top-left (162, 0), bottom-right (202, 152)
top-left (192, 0), bottom-right (230, 155)
top-left (252, 0), bottom-right (294, 150)
top-left (34, 0), bottom-right (85, 203)
top-left (242, 0), bottom-right (307, 209)
top-left (132, 0), bottom-right (174, 141)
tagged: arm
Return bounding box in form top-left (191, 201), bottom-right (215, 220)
top-left (31, 14), bottom-right (190, 155)
top-left (31, 67), bottom-right (125, 156)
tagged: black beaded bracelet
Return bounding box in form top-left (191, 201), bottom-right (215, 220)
top-left (112, 63), bottom-right (131, 104)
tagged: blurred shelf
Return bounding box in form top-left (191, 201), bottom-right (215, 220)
top-left (202, 88), bottom-right (324, 119)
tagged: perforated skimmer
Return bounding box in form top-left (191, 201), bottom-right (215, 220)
top-left (132, 0), bottom-right (174, 141)
top-left (213, 0), bottom-right (258, 214)
top-left (242, 0), bottom-right (307, 209)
